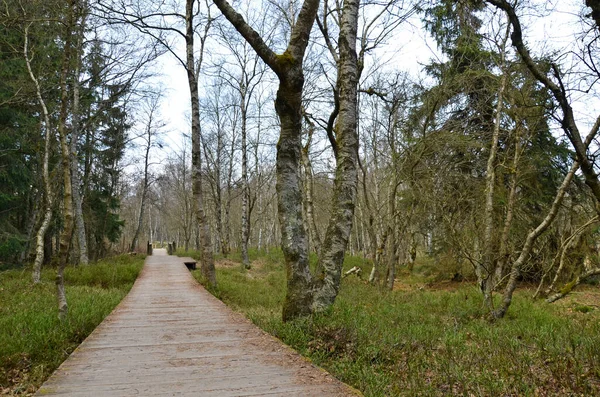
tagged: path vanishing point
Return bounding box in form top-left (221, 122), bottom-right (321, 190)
top-left (36, 249), bottom-right (359, 396)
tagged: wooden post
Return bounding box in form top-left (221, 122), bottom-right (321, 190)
top-left (172, 241), bottom-right (177, 253)
top-left (147, 241), bottom-right (153, 255)
top-left (167, 243), bottom-right (173, 255)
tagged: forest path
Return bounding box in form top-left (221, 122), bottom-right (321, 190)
top-left (36, 249), bottom-right (359, 396)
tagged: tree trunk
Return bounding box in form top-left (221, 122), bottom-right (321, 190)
top-left (546, 267), bottom-right (600, 303)
top-left (385, 178), bottom-right (399, 290)
top-left (495, 122), bottom-right (522, 286)
top-left (311, 0), bottom-right (360, 312)
top-left (56, 0), bottom-right (78, 320)
top-left (130, 99), bottom-right (156, 252)
top-left (479, 26), bottom-right (509, 311)
top-left (214, 0), bottom-right (361, 320)
top-left (214, 0), bottom-right (321, 320)
top-left (70, 3), bottom-right (89, 265)
top-left (187, 0), bottom-right (215, 286)
top-left (301, 123), bottom-right (321, 253)
top-left (385, 226), bottom-right (397, 290)
top-left (241, 88), bottom-right (251, 269)
top-left (274, 74), bottom-right (314, 320)
top-left (24, 25), bottom-right (54, 284)
top-left (359, 159), bottom-right (380, 283)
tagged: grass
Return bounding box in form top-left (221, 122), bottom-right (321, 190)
top-left (183, 248), bottom-right (600, 396)
top-left (0, 254), bottom-right (145, 395)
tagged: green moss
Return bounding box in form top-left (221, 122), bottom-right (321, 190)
top-left (559, 280), bottom-right (577, 295)
top-left (275, 50), bottom-right (295, 67)
top-left (574, 305), bottom-right (594, 313)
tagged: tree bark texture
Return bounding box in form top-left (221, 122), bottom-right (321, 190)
top-left (214, 0), bottom-right (320, 321)
top-left (301, 122), bottom-right (322, 253)
top-left (312, 0), bottom-right (360, 311)
top-left (495, 123), bottom-right (522, 286)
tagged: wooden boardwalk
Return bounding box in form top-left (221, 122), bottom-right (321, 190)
top-left (36, 249), bottom-right (359, 396)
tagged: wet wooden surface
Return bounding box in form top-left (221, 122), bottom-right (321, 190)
top-left (36, 249), bottom-right (359, 396)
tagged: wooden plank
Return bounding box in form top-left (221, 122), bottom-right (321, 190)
top-left (36, 249), bottom-right (360, 396)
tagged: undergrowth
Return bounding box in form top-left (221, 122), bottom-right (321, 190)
top-left (186, 248), bottom-right (600, 396)
top-left (0, 254), bottom-right (145, 395)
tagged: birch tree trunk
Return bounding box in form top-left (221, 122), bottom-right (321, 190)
top-left (223, 129), bottom-right (235, 257)
top-left (479, 33), bottom-right (508, 312)
top-left (129, 96), bottom-right (159, 252)
top-left (495, 122), bottom-right (522, 286)
top-left (213, 125), bottom-right (224, 256)
top-left (215, 0), bottom-right (360, 319)
top-left (312, 0), bottom-right (360, 311)
top-left (385, 178), bottom-right (399, 291)
top-left (24, 25), bottom-right (53, 284)
top-left (130, 104), bottom-right (155, 252)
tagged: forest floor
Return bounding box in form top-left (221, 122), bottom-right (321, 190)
top-left (182, 248), bottom-right (600, 397)
top-left (0, 254), bottom-right (145, 396)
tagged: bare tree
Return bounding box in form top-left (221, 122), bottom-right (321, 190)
top-left (130, 93), bottom-right (164, 252)
top-left (213, 9), bottom-right (269, 268)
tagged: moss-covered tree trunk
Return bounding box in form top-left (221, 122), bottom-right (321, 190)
top-left (310, 0), bottom-right (360, 312)
top-left (214, 0), bottom-right (320, 321)
top-left (215, 0), bottom-right (360, 320)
